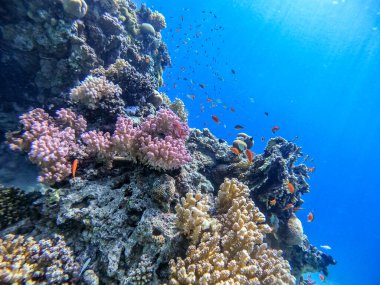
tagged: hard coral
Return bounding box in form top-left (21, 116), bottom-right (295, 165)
top-left (6, 108), bottom-right (84, 184)
top-left (170, 178), bottom-right (296, 285)
top-left (136, 108), bottom-right (191, 170)
top-left (70, 75), bottom-right (122, 110)
top-left (0, 234), bottom-right (80, 284)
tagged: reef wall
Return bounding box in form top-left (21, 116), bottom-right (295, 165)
top-left (0, 0), bottom-right (335, 284)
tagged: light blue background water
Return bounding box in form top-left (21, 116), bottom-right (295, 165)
top-left (143, 0), bottom-right (380, 284)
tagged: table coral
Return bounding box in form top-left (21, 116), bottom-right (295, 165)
top-left (170, 178), bottom-right (296, 285)
top-left (0, 234), bottom-right (80, 284)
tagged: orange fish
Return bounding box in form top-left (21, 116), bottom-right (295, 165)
top-left (287, 182), bottom-right (295, 194)
top-left (319, 274), bottom-right (325, 282)
top-left (307, 167), bottom-right (316, 173)
top-left (230, 147), bottom-right (241, 155)
top-left (271, 126), bottom-right (280, 133)
top-left (282, 203), bottom-right (294, 211)
top-left (230, 107), bottom-right (235, 112)
top-left (211, 115), bottom-right (221, 124)
top-left (307, 212), bottom-right (314, 222)
top-left (246, 149), bottom-right (253, 163)
top-left (269, 199), bottom-right (276, 206)
top-left (72, 159), bottom-right (78, 178)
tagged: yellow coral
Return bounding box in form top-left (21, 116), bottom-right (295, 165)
top-left (170, 178), bottom-right (296, 285)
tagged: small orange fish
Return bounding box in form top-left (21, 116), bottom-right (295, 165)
top-left (199, 84), bottom-right (206, 89)
top-left (282, 203), bottom-right (294, 211)
top-left (319, 274), bottom-right (325, 282)
top-left (269, 199), bottom-right (276, 206)
top-left (211, 115), bottom-right (221, 124)
top-left (307, 212), bottom-right (314, 222)
top-left (230, 108), bottom-right (235, 112)
top-left (246, 149), bottom-right (253, 163)
top-left (230, 147), bottom-right (241, 155)
top-left (72, 159), bottom-right (78, 178)
top-left (307, 167), bottom-right (316, 173)
top-left (287, 182), bottom-right (295, 194)
top-left (271, 126), bottom-right (280, 133)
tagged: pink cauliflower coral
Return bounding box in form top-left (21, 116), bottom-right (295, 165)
top-left (136, 109), bottom-right (191, 170)
top-left (81, 130), bottom-right (112, 161)
top-left (7, 108), bottom-right (84, 184)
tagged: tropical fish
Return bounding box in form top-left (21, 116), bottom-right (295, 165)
top-left (319, 274), bottom-right (325, 282)
top-left (187, 94), bottom-right (195, 100)
top-left (307, 167), bottom-right (316, 173)
top-left (293, 135), bottom-right (299, 141)
top-left (207, 98), bottom-right (213, 102)
top-left (230, 107), bottom-right (235, 112)
top-left (261, 136), bottom-right (265, 142)
top-left (293, 207), bottom-right (305, 212)
top-left (310, 158), bottom-right (314, 162)
top-left (282, 203), bottom-right (294, 211)
top-left (234, 125), bottom-right (244, 130)
top-left (231, 69), bottom-right (236, 74)
top-left (287, 182), bottom-right (295, 194)
top-left (246, 149), bottom-right (253, 163)
top-left (307, 212), bottom-right (314, 222)
top-left (79, 258), bottom-right (91, 277)
top-left (173, 84), bottom-right (177, 89)
top-left (72, 159), bottom-right (78, 178)
top-left (218, 138), bottom-right (226, 143)
top-left (230, 147), bottom-right (241, 155)
top-left (269, 199), bottom-right (276, 206)
top-left (199, 83), bottom-right (205, 89)
top-left (304, 155), bottom-right (309, 162)
top-left (320, 245), bottom-right (332, 250)
top-left (271, 126), bottom-right (280, 133)
top-left (264, 112), bottom-right (269, 116)
top-left (212, 115), bottom-right (221, 124)
top-left (181, 16), bottom-right (184, 22)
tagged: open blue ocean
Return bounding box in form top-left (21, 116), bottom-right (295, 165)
top-left (1, 0), bottom-right (379, 284)
top-left (144, 0), bottom-right (380, 284)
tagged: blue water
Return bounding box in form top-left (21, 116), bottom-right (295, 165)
top-left (144, 0), bottom-right (380, 284)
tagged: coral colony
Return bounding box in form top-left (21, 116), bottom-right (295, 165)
top-left (0, 0), bottom-right (335, 284)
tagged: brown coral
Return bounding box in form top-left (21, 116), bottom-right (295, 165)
top-left (170, 178), bottom-right (296, 285)
top-left (0, 234), bottom-right (80, 284)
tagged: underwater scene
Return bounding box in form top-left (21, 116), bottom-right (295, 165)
top-left (0, 0), bottom-right (379, 284)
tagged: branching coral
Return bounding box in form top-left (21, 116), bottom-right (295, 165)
top-left (70, 75), bottom-right (122, 110)
top-left (6, 108), bottom-right (84, 184)
top-left (0, 234), bottom-right (80, 284)
top-left (135, 108), bottom-right (191, 170)
top-left (170, 178), bottom-right (296, 285)
top-left (112, 109), bottom-right (191, 170)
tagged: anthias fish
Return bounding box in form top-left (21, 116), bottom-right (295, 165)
top-left (211, 115), bottom-right (221, 124)
top-left (271, 126), bottom-right (280, 133)
top-left (72, 159), bottom-right (79, 178)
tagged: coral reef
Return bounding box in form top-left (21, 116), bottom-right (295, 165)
top-left (170, 178), bottom-right (296, 285)
top-left (0, 234), bottom-right (80, 284)
top-left (0, 1), bottom-right (336, 284)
